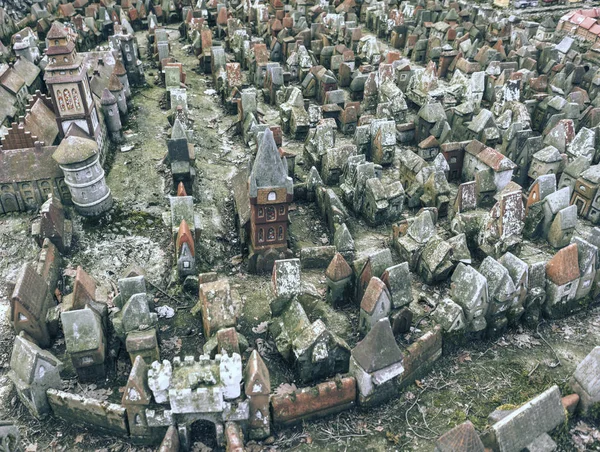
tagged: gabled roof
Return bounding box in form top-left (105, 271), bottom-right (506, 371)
top-left (352, 318), bottom-right (403, 373)
top-left (11, 263), bottom-right (48, 319)
top-left (10, 334), bottom-right (62, 384)
top-left (121, 355), bottom-right (152, 405)
top-left (244, 349), bottom-right (270, 396)
top-left (360, 277), bottom-right (390, 314)
top-left (546, 243), bottom-right (580, 286)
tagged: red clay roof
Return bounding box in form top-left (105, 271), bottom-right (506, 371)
top-left (546, 243), bottom-right (580, 286)
top-left (325, 252), bottom-right (353, 281)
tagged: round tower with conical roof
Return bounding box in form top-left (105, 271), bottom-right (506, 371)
top-left (52, 136), bottom-right (113, 217)
top-left (101, 88), bottom-right (122, 141)
top-left (108, 72), bottom-right (128, 116)
top-left (113, 59), bottom-right (131, 99)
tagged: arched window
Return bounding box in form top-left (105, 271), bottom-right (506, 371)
top-left (268, 191), bottom-right (276, 201)
top-left (258, 228), bottom-right (264, 242)
top-left (57, 90), bottom-right (66, 112)
top-left (64, 89), bottom-right (73, 110)
top-left (267, 228), bottom-right (275, 241)
top-left (278, 226), bottom-right (283, 240)
top-left (72, 88), bottom-right (81, 110)
top-left (266, 206), bottom-right (275, 221)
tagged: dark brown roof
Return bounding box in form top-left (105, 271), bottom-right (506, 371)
top-left (108, 73), bottom-right (123, 91)
top-left (0, 67), bottom-right (25, 95)
top-left (72, 266), bottom-right (97, 309)
top-left (546, 243), bottom-right (580, 286)
top-left (113, 59), bottom-right (127, 76)
top-left (47, 21), bottom-right (69, 39)
top-left (325, 252), bottom-right (353, 281)
top-left (0, 144), bottom-right (61, 183)
top-left (24, 98), bottom-right (59, 146)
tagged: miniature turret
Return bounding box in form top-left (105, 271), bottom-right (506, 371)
top-left (108, 73), bottom-right (128, 116)
top-left (52, 136), bottom-right (113, 217)
top-left (13, 34), bottom-right (33, 63)
top-left (113, 59), bottom-right (131, 98)
top-left (101, 88), bottom-right (122, 141)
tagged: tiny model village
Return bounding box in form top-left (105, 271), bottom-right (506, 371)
top-left (2, 0), bottom-right (600, 450)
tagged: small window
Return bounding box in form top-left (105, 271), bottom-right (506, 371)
top-left (580, 185), bottom-right (586, 191)
top-left (18, 312), bottom-right (28, 322)
top-left (64, 56), bottom-right (68, 62)
top-left (183, 261), bottom-right (190, 268)
top-left (267, 228), bottom-right (275, 241)
top-left (258, 207), bottom-right (264, 217)
top-left (278, 226), bottom-right (283, 240)
top-left (266, 206), bottom-right (276, 221)
top-left (279, 206), bottom-right (285, 215)
top-left (258, 229), bottom-right (264, 242)
top-left (268, 191), bottom-right (276, 201)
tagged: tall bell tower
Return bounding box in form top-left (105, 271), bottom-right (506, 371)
top-left (44, 22), bottom-right (106, 162)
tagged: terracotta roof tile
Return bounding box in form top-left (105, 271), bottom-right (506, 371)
top-left (546, 243), bottom-right (580, 286)
top-left (325, 252), bottom-right (353, 281)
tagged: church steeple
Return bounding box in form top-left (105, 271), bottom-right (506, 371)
top-left (44, 21), bottom-right (107, 163)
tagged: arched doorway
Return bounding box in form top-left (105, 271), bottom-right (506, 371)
top-left (189, 420), bottom-right (218, 450)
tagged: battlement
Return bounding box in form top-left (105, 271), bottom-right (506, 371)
top-left (168, 385), bottom-right (224, 414)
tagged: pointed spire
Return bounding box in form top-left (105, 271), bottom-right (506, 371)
top-left (249, 128), bottom-right (291, 198)
top-left (176, 219), bottom-right (194, 256)
top-left (108, 73), bottom-right (123, 92)
top-left (244, 349), bottom-right (270, 395)
top-left (121, 355), bottom-right (152, 405)
top-left (325, 252), bottom-right (352, 282)
top-left (177, 182), bottom-right (187, 196)
top-left (113, 59), bottom-right (127, 76)
top-left (101, 88), bottom-right (117, 105)
top-left (171, 119), bottom-right (187, 140)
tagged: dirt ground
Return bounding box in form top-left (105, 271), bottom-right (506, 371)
top-left (0, 25), bottom-right (599, 452)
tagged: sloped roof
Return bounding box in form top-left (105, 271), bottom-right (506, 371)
top-left (325, 252), bottom-right (353, 281)
top-left (546, 243), bottom-right (580, 286)
top-left (53, 135), bottom-right (98, 165)
top-left (360, 277), bottom-right (390, 314)
top-left (352, 318), bottom-right (403, 373)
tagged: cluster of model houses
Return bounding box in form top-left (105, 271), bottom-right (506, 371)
top-left (4, 0), bottom-right (600, 450)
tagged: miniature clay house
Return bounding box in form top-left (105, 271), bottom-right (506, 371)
top-left (325, 252), bottom-right (353, 306)
top-left (10, 263), bottom-right (53, 348)
top-left (359, 277), bottom-right (392, 334)
top-left (44, 21), bottom-right (108, 160)
top-left (61, 306), bottom-right (106, 381)
top-left (52, 135), bottom-right (113, 217)
top-left (8, 334), bottom-right (63, 418)
top-left (247, 128), bottom-right (294, 272)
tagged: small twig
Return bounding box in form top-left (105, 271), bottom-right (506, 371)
top-left (146, 279), bottom-right (186, 305)
top-left (528, 362), bottom-right (540, 377)
top-left (536, 321), bottom-right (561, 367)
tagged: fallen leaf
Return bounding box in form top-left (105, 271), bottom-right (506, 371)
top-left (415, 380), bottom-right (424, 388)
top-left (375, 426), bottom-right (384, 432)
top-left (457, 351), bottom-right (472, 363)
top-left (25, 444), bottom-right (37, 452)
top-left (274, 383), bottom-right (297, 397)
top-left (74, 435), bottom-right (85, 444)
top-left (252, 321), bottom-right (269, 334)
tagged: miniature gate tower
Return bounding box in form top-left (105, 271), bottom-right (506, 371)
top-left (248, 128), bottom-right (294, 272)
